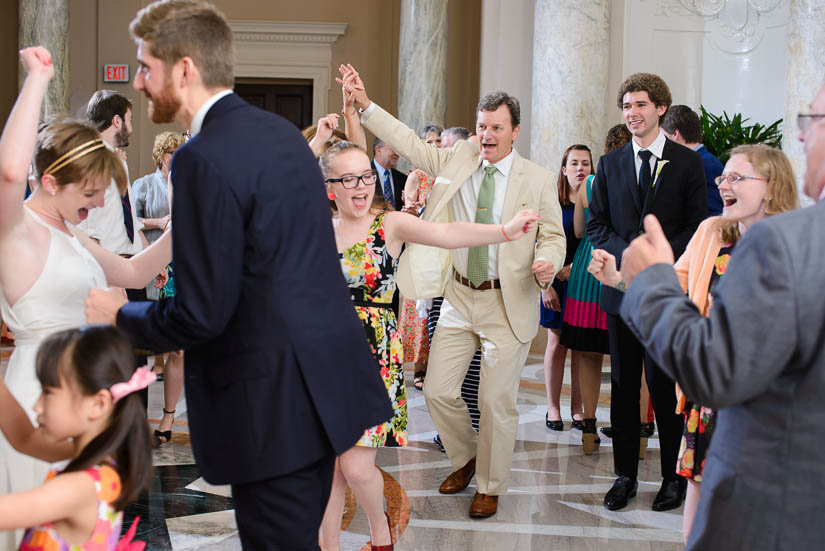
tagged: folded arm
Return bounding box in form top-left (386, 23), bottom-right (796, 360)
top-left (74, 226), bottom-right (171, 289)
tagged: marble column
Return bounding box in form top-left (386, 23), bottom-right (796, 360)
top-left (783, 0), bottom-right (825, 205)
top-left (19, 0), bottom-right (70, 116)
top-left (530, 0), bottom-right (610, 171)
top-left (398, 0), bottom-right (448, 142)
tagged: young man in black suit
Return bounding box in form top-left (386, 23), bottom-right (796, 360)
top-left (85, 1), bottom-right (392, 549)
top-left (586, 73), bottom-right (706, 512)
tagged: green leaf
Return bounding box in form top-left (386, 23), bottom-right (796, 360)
top-left (699, 105), bottom-right (783, 164)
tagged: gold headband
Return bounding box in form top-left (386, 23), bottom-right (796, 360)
top-left (43, 138), bottom-right (106, 176)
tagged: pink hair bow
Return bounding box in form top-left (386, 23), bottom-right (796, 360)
top-left (110, 366), bottom-right (157, 403)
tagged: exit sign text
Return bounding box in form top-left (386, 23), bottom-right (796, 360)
top-left (103, 64), bottom-right (130, 83)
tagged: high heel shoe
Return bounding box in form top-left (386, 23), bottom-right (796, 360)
top-left (639, 422), bottom-right (654, 460)
top-left (153, 408), bottom-right (175, 447)
top-left (545, 412), bottom-right (564, 431)
top-left (581, 418), bottom-right (601, 455)
top-left (370, 512), bottom-right (394, 551)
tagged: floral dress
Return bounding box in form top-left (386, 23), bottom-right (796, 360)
top-left (676, 243), bottom-right (733, 481)
top-left (340, 212), bottom-right (408, 447)
top-left (399, 169), bottom-right (435, 366)
top-left (19, 465), bottom-right (124, 551)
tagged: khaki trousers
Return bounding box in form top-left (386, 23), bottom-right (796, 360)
top-left (424, 279), bottom-right (530, 495)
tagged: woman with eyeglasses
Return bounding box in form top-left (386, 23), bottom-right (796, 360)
top-left (317, 141), bottom-right (538, 551)
top-left (588, 143), bottom-right (797, 543)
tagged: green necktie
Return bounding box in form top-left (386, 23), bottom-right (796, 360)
top-left (466, 165), bottom-right (497, 286)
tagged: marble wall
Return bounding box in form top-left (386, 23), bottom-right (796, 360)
top-left (622, 0), bottom-right (790, 127)
top-left (782, 0), bottom-right (825, 202)
top-left (530, 0), bottom-right (611, 172)
top-left (479, 0), bottom-right (535, 158)
top-left (19, 0), bottom-right (69, 117)
top-left (398, 0), bottom-right (448, 138)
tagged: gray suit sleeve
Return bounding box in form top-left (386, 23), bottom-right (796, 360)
top-left (619, 222), bottom-right (797, 408)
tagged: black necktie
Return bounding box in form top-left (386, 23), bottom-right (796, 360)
top-left (121, 188), bottom-right (134, 243)
top-left (638, 149), bottom-right (654, 204)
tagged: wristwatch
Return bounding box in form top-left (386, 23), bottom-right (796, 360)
top-left (616, 280), bottom-right (628, 292)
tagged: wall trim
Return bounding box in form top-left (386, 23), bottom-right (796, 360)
top-left (230, 20), bottom-right (347, 121)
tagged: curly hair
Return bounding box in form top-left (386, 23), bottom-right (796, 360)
top-left (617, 73), bottom-right (672, 124)
top-left (604, 124), bottom-right (632, 154)
top-left (717, 144), bottom-right (798, 245)
top-left (151, 131), bottom-right (186, 169)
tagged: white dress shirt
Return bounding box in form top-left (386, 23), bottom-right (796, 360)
top-left (451, 148), bottom-right (516, 280)
top-left (75, 141), bottom-right (144, 256)
top-left (190, 89), bottom-right (234, 137)
top-left (632, 129), bottom-right (667, 184)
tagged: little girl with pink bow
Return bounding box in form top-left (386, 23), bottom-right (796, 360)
top-left (0, 325), bottom-right (153, 550)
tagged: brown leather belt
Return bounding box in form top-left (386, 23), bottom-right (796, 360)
top-left (454, 272), bottom-right (499, 290)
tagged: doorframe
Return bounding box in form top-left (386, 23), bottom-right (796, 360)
top-left (230, 21), bottom-right (347, 123)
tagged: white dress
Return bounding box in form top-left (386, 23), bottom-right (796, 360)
top-left (0, 207), bottom-right (106, 550)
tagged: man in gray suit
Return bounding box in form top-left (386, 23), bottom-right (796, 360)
top-left (616, 83), bottom-right (825, 551)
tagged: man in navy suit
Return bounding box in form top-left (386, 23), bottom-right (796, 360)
top-left (85, 2), bottom-right (392, 549)
top-left (662, 105), bottom-right (724, 216)
top-left (587, 73), bottom-right (706, 513)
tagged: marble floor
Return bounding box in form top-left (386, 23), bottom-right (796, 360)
top-left (1, 342), bottom-right (684, 549)
top-left (123, 354), bottom-right (685, 551)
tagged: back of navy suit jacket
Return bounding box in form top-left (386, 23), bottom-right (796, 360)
top-left (117, 94), bottom-right (392, 485)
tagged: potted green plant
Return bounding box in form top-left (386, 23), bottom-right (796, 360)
top-left (699, 106), bottom-right (783, 165)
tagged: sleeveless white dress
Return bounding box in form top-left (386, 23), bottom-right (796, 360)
top-left (0, 207), bottom-right (106, 550)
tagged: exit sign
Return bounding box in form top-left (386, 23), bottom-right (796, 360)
top-left (103, 64), bottom-right (130, 83)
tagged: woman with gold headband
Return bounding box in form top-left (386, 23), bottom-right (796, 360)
top-left (0, 47), bottom-right (172, 549)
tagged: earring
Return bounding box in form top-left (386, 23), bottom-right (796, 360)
top-left (327, 191), bottom-right (336, 200)
top-left (50, 190), bottom-right (56, 196)
top-left (766, 196), bottom-right (773, 200)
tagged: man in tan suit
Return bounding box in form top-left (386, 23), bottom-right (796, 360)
top-left (340, 67), bottom-right (566, 517)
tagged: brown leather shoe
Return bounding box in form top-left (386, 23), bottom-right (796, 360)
top-left (469, 492), bottom-right (498, 518)
top-left (438, 457), bottom-right (476, 494)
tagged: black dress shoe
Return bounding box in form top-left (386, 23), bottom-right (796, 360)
top-left (652, 478), bottom-right (687, 511)
top-left (600, 426), bottom-right (613, 438)
top-left (604, 476), bottom-right (638, 511)
top-left (545, 413), bottom-right (564, 431)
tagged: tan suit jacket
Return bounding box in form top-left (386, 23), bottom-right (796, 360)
top-left (362, 104), bottom-right (565, 343)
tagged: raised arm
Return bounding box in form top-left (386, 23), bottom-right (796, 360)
top-left (74, 226), bottom-right (172, 289)
top-left (308, 113), bottom-right (340, 158)
top-left (337, 65), bottom-right (457, 177)
top-left (341, 81), bottom-right (367, 150)
top-left (0, 47), bottom-right (53, 238)
top-left (384, 209), bottom-right (539, 258)
top-left (0, 380), bottom-right (74, 463)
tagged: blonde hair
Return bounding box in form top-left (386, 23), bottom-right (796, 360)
top-left (35, 118), bottom-right (127, 194)
top-left (130, 0), bottom-right (234, 89)
top-left (151, 131), bottom-right (186, 168)
top-left (717, 144), bottom-right (798, 245)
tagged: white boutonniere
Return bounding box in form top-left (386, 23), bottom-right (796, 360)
top-left (652, 159), bottom-right (669, 188)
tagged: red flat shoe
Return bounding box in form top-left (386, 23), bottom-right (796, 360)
top-left (370, 512), bottom-right (394, 551)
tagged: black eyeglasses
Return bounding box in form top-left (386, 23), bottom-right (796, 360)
top-left (714, 172), bottom-right (766, 186)
top-left (797, 113), bottom-right (825, 132)
top-left (325, 170), bottom-right (378, 189)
